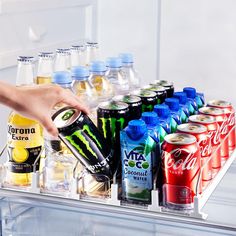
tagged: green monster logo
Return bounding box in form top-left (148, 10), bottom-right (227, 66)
top-left (142, 104), bottom-right (153, 112)
top-left (99, 117), bottom-right (125, 140)
top-left (62, 110), bottom-right (75, 121)
top-left (65, 129), bottom-right (98, 160)
top-left (82, 124), bottom-right (102, 149)
top-left (157, 98), bottom-right (161, 104)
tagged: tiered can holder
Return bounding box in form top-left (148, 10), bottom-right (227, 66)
top-left (0, 125), bottom-right (235, 220)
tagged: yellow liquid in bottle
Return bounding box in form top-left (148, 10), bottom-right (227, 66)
top-left (7, 112), bottom-right (43, 186)
top-left (36, 76), bottom-right (52, 84)
top-left (90, 75), bottom-right (114, 99)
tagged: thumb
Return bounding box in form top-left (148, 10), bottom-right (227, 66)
top-left (40, 116), bottom-right (59, 137)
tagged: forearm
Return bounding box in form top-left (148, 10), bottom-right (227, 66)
top-left (0, 81), bottom-right (18, 110)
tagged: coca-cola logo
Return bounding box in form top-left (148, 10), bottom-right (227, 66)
top-left (208, 129), bottom-right (220, 145)
top-left (219, 116), bottom-right (228, 135)
top-left (199, 138), bottom-right (212, 156)
top-left (228, 112), bottom-right (235, 127)
top-left (162, 148), bottom-right (198, 171)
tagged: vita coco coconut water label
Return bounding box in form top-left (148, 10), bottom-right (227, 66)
top-left (121, 133), bottom-right (155, 203)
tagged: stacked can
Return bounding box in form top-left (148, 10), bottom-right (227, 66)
top-left (199, 107), bottom-right (229, 161)
top-left (177, 123), bottom-right (212, 189)
top-left (142, 85), bottom-right (167, 104)
top-left (150, 80), bottom-right (174, 98)
top-left (207, 100), bottom-right (235, 151)
top-left (189, 115), bottom-right (221, 174)
top-left (161, 133), bottom-right (201, 210)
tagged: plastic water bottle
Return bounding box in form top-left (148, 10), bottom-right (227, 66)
top-left (86, 42), bottom-right (100, 66)
top-left (89, 61), bottom-right (114, 102)
top-left (71, 66), bottom-right (98, 108)
top-left (119, 53), bottom-right (140, 89)
top-left (105, 57), bottom-right (129, 95)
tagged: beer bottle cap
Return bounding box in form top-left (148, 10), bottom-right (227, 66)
top-left (141, 112), bottom-right (160, 126)
top-left (71, 66), bottom-right (89, 79)
top-left (52, 71), bottom-right (72, 84)
top-left (154, 104), bottom-right (170, 119)
top-left (119, 53), bottom-right (133, 63)
top-left (165, 98), bottom-right (180, 111)
top-left (106, 57), bottom-right (122, 68)
top-left (173, 92), bottom-right (187, 105)
top-left (126, 120), bottom-right (146, 140)
top-left (90, 61), bottom-right (106, 72)
top-left (183, 87), bottom-right (196, 99)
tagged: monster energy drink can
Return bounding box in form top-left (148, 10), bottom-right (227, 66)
top-left (142, 85), bottom-right (167, 104)
top-left (112, 95), bottom-right (142, 121)
top-left (130, 89), bottom-right (157, 112)
top-left (97, 101), bottom-right (129, 172)
top-left (151, 80), bottom-right (174, 98)
top-left (52, 106), bottom-right (112, 181)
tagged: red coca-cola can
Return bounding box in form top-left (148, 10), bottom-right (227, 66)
top-left (162, 133), bottom-right (201, 210)
top-left (177, 123), bottom-right (212, 189)
top-left (207, 100), bottom-right (235, 150)
top-left (188, 114), bottom-right (221, 173)
top-left (199, 107), bottom-right (229, 160)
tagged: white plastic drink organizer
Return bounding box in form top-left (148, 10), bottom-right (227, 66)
top-left (0, 124), bottom-right (235, 221)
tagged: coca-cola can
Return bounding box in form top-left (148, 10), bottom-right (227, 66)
top-left (199, 107), bottom-right (229, 160)
top-left (177, 123), bottom-right (212, 189)
top-left (207, 100), bottom-right (235, 150)
top-left (188, 115), bottom-right (221, 173)
top-left (162, 133), bottom-right (201, 210)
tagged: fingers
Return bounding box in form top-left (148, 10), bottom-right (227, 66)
top-left (61, 90), bottom-right (90, 114)
top-left (40, 116), bottom-right (59, 137)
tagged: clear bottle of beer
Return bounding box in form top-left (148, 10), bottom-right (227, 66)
top-left (36, 52), bottom-right (54, 84)
top-left (54, 48), bottom-right (71, 72)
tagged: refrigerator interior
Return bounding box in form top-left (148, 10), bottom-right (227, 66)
top-left (0, 0), bottom-right (236, 235)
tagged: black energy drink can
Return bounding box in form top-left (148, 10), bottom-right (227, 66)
top-left (142, 85), bottom-right (167, 104)
top-left (151, 80), bottom-right (174, 98)
top-left (112, 95), bottom-right (142, 121)
top-left (97, 101), bottom-right (129, 172)
top-left (52, 106), bottom-right (112, 181)
top-left (130, 89), bottom-right (157, 112)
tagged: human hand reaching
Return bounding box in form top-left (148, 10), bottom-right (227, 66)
top-left (2, 83), bottom-right (89, 137)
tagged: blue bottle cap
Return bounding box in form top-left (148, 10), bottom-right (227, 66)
top-left (106, 57), bottom-right (122, 68)
top-left (90, 61), bottom-right (106, 72)
top-left (173, 92), bottom-right (187, 105)
top-left (183, 87), bottom-right (196, 99)
top-left (71, 66), bottom-right (89, 79)
top-left (154, 104), bottom-right (170, 118)
top-left (127, 120), bottom-right (146, 139)
top-left (119, 53), bottom-right (133, 63)
top-left (141, 112), bottom-right (159, 126)
top-left (52, 71), bottom-right (72, 84)
top-left (165, 98), bottom-right (180, 111)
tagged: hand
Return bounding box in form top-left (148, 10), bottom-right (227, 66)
top-left (12, 84), bottom-right (89, 137)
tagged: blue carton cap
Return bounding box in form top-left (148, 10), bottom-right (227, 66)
top-left (141, 112), bottom-right (159, 126)
top-left (165, 98), bottom-right (180, 111)
top-left (127, 120), bottom-right (146, 136)
top-left (154, 104), bottom-right (170, 118)
top-left (183, 87), bottom-right (196, 99)
top-left (52, 71), bottom-right (72, 84)
top-left (71, 66), bottom-right (89, 79)
top-left (106, 57), bottom-right (122, 68)
top-left (119, 53), bottom-right (133, 63)
top-left (90, 61), bottom-right (106, 72)
top-left (173, 92), bottom-right (187, 105)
